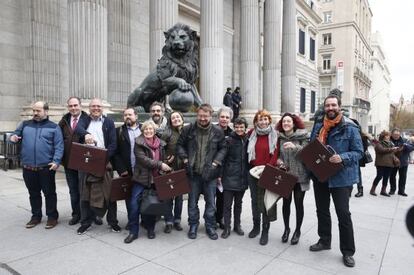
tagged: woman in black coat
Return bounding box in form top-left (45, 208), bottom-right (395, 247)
top-left (220, 118), bottom-right (249, 238)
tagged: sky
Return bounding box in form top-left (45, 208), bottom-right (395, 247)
top-left (369, 0), bottom-right (414, 102)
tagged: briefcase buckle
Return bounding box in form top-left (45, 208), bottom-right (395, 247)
top-left (316, 154), bottom-right (327, 164)
top-left (84, 151), bottom-right (93, 163)
top-left (167, 178), bottom-right (175, 189)
top-left (274, 175), bottom-right (282, 186)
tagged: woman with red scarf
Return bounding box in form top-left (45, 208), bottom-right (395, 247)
top-left (124, 121), bottom-right (172, 244)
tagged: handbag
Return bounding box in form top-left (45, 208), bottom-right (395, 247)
top-left (140, 189), bottom-right (169, 216)
top-left (363, 150), bottom-right (373, 163)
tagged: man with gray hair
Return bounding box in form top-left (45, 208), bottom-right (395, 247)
top-left (10, 101), bottom-right (64, 229)
top-left (149, 102), bottom-right (167, 136)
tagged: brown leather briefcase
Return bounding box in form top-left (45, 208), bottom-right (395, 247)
top-left (154, 169), bottom-right (191, 200)
top-left (67, 142), bottom-right (108, 177)
top-left (257, 164), bottom-right (298, 198)
top-left (297, 139), bottom-right (344, 183)
top-left (110, 176), bottom-right (133, 202)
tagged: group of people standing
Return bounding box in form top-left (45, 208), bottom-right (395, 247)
top-left (11, 91), bottom-right (366, 268)
top-left (223, 86), bottom-right (242, 121)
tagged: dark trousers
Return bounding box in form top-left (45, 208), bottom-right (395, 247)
top-left (372, 166), bottom-right (392, 187)
top-left (215, 188), bottom-right (224, 223)
top-left (165, 195), bottom-right (183, 225)
top-left (188, 174), bottom-right (217, 229)
top-left (64, 168), bottom-right (80, 218)
top-left (223, 190), bottom-right (245, 228)
top-left (23, 168), bottom-right (59, 220)
top-left (282, 183), bottom-right (305, 231)
top-left (248, 175), bottom-right (270, 224)
top-left (80, 200), bottom-right (118, 227)
top-left (313, 181), bottom-right (355, 256)
top-left (389, 166), bottom-right (408, 193)
top-left (356, 167), bottom-right (363, 188)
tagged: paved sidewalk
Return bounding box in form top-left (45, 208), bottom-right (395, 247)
top-left (0, 161), bottom-right (413, 275)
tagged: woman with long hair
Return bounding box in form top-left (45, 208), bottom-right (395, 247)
top-left (275, 113), bottom-right (309, 245)
top-left (160, 111), bottom-right (185, 233)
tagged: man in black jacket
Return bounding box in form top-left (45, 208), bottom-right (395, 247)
top-left (112, 108), bottom-right (141, 227)
top-left (75, 98), bottom-right (120, 235)
top-left (58, 97), bottom-right (89, 225)
top-left (176, 104), bottom-right (226, 240)
top-left (223, 88), bottom-right (233, 108)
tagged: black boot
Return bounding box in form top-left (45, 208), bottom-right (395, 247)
top-left (248, 219), bottom-right (261, 238)
top-left (259, 222), bottom-right (270, 245)
top-left (281, 228), bottom-right (290, 243)
top-left (221, 227), bottom-right (231, 239)
top-left (233, 224), bottom-right (245, 236)
top-left (355, 186), bottom-right (363, 198)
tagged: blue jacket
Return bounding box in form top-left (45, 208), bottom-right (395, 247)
top-left (75, 115), bottom-right (117, 159)
top-left (310, 116), bottom-right (363, 188)
top-left (12, 118), bottom-right (64, 167)
top-left (391, 136), bottom-right (414, 167)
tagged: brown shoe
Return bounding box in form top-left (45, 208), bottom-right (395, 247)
top-left (45, 219), bottom-right (58, 229)
top-left (26, 218), bottom-right (41, 229)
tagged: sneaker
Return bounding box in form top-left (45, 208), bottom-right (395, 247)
top-left (25, 218), bottom-right (41, 229)
top-left (111, 224), bottom-right (121, 233)
top-left (77, 224), bottom-right (91, 235)
top-left (45, 219), bottom-right (58, 229)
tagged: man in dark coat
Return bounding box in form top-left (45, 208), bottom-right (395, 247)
top-left (389, 128), bottom-right (414, 196)
top-left (112, 108), bottom-right (141, 227)
top-left (176, 104), bottom-right (226, 240)
top-left (231, 86), bottom-right (242, 120)
top-left (223, 87), bottom-right (233, 107)
top-left (58, 97), bottom-right (89, 225)
top-left (75, 98), bottom-right (120, 235)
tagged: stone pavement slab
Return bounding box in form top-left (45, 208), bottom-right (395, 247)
top-left (0, 162), bottom-right (413, 275)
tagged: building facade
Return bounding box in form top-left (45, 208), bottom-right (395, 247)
top-left (0, 0), bottom-right (321, 131)
top-left (317, 0), bottom-right (372, 130)
top-left (368, 31), bottom-right (391, 136)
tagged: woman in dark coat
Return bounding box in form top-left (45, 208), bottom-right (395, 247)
top-left (221, 118), bottom-right (249, 239)
top-left (160, 111), bottom-right (185, 233)
top-left (275, 113), bottom-right (309, 245)
top-left (124, 121), bottom-right (172, 244)
top-left (370, 130), bottom-right (401, 197)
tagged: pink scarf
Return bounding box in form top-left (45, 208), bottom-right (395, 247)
top-left (145, 136), bottom-right (161, 176)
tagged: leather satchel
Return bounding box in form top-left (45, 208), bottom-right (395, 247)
top-left (154, 169), bottom-right (191, 200)
top-left (140, 189), bottom-right (169, 216)
top-left (68, 142), bottom-right (108, 177)
top-left (110, 176), bottom-right (133, 202)
top-left (297, 139), bottom-right (344, 183)
top-left (257, 164), bottom-right (298, 199)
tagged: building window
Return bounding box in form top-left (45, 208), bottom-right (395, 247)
top-left (323, 11), bottom-right (332, 23)
top-left (299, 29), bottom-right (305, 55)
top-left (310, 37), bottom-right (315, 61)
top-left (311, 91), bottom-right (316, 113)
top-left (300, 88), bottom-right (306, 113)
top-left (323, 33), bottom-right (332, 45)
top-left (323, 55), bottom-right (331, 70)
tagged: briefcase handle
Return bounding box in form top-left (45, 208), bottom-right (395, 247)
top-left (326, 145), bottom-right (337, 156)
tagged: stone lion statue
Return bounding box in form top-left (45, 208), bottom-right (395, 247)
top-left (127, 23), bottom-right (203, 112)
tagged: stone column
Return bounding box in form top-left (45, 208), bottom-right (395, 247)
top-left (240, 0), bottom-right (260, 113)
top-left (68, 0), bottom-right (108, 101)
top-left (200, 0), bottom-right (224, 109)
top-left (281, 0), bottom-right (296, 113)
top-left (263, 0), bottom-right (282, 113)
top-left (149, 0), bottom-right (178, 71)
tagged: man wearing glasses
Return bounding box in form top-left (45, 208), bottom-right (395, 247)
top-left (149, 102), bottom-right (168, 136)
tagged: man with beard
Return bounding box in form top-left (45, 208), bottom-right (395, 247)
top-left (149, 102), bottom-right (167, 136)
top-left (309, 94), bottom-right (363, 268)
top-left (10, 101), bottom-right (64, 229)
top-left (176, 104), bottom-right (226, 240)
top-left (112, 108), bottom-right (141, 227)
top-left (75, 98), bottom-right (120, 235)
top-left (58, 97), bottom-right (89, 225)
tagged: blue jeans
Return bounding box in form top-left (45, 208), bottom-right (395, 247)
top-left (23, 168), bottom-right (58, 220)
top-left (64, 168), bottom-right (80, 218)
top-left (188, 175), bottom-right (216, 229)
top-left (127, 182), bottom-right (157, 235)
top-left (165, 195), bottom-right (183, 225)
